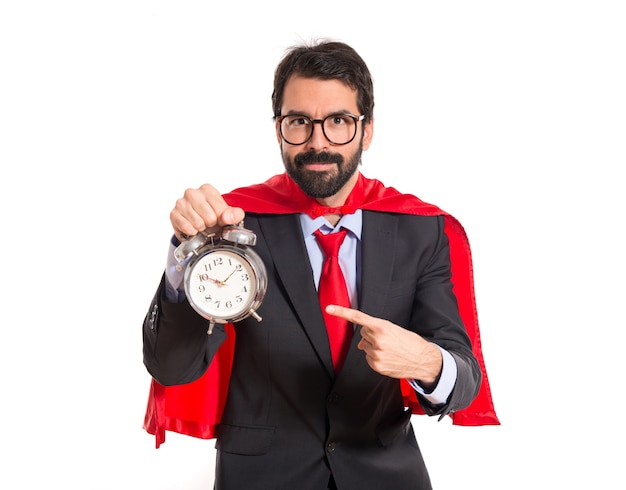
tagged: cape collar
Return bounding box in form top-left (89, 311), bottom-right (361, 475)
top-left (224, 171), bottom-right (445, 219)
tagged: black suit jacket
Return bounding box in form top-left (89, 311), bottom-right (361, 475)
top-left (143, 211), bottom-right (482, 490)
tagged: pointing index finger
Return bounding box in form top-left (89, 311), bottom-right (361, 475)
top-left (325, 305), bottom-right (370, 326)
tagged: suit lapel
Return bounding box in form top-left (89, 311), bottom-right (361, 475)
top-left (258, 214), bottom-right (335, 378)
top-left (339, 211), bottom-right (399, 377)
top-left (359, 211), bottom-right (398, 318)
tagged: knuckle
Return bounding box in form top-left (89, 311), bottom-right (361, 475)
top-left (182, 187), bottom-right (198, 200)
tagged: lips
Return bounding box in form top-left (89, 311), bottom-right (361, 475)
top-left (305, 162), bottom-right (335, 171)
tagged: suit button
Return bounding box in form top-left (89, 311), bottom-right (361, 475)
top-left (328, 392), bottom-right (340, 404)
top-left (149, 305), bottom-right (158, 330)
top-left (327, 442), bottom-right (336, 453)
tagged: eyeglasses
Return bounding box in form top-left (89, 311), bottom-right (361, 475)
top-left (277, 113), bottom-right (365, 146)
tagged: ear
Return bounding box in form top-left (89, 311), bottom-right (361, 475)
top-left (361, 118), bottom-right (374, 151)
top-left (275, 121), bottom-right (282, 145)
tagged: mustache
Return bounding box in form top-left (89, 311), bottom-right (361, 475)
top-left (294, 151), bottom-right (344, 166)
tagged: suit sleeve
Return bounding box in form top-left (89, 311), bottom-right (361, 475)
top-left (142, 274), bottom-right (228, 386)
top-left (409, 215), bottom-right (482, 417)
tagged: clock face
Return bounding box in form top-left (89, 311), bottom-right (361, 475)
top-left (186, 247), bottom-right (259, 321)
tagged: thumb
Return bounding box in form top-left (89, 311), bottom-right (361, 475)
top-left (220, 206), bottom-right (245, 226)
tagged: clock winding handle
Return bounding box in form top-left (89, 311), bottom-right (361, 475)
top-left (222, 225), bottom-right (257, 246)
top-left (175, 230), bottom-right (215, 263)
top-left (250, 309), bottom-right (262, 322)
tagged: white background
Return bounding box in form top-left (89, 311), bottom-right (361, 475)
top-left (1, 1), bottom-right (624, 489)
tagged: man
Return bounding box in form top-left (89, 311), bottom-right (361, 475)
top-left (143, 40), bottom-right (498, 490)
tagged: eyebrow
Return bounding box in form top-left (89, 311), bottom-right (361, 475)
top-left (282, 109), bottom-right (356, 118)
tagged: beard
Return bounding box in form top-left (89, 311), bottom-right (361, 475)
top-left (281, 140), bottom-right (363, 199)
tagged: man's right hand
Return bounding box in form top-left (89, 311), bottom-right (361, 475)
top-left (170, 183), bottom-right (245, 240)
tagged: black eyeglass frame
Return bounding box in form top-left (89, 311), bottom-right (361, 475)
top-left (276, 113), bottom-right (365, 146)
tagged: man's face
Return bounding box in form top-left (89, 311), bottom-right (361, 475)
top-left (276, 76), bottom-right (373, 199)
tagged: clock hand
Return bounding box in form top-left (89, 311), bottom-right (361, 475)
top-left (202, 276), bottom-right (228, 287)
top-left (221, 267), bottom-right (238, 284)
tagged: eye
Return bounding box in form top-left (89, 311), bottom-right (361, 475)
top-left (327, 115), bottom-right (350, 127)
top-left (286, 115), bottom-right (311, 128)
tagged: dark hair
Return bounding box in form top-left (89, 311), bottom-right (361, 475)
top-left (272, 40), bottom-right (374, 123)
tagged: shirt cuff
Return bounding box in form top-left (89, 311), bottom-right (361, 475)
top-left (407, 345), bottom-right (457, 405)
top-left (164, 237), bottom-right (188, 303)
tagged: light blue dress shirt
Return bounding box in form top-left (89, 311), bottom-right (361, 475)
top-left (164, 210), bottom-right (457, 405)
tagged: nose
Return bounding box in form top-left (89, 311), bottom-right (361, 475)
top-left (306, 120), bottom-right (330, 150)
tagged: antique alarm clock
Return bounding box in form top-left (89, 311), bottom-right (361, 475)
top-left (175, 223), bottom-right (268, 334)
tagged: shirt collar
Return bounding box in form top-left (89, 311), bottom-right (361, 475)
top-left (300, 209), bottom-right (363, 239)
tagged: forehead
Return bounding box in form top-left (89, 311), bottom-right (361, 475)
top-left (281, 76), bottom-right (359, 115)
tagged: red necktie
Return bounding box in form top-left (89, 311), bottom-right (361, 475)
top-left (314, 228), bottom-right (353, 372)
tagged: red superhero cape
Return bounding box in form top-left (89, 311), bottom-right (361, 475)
top-left (144, 172), bottom-right (500, 448)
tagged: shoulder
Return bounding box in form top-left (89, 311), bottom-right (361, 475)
top-left (362, 210), bottom-right (446, 244)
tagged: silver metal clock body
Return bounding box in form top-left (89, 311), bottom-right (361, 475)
top-left (175, 225), bottom-right (267, 333)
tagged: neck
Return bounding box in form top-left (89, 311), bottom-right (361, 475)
top-left (323, 213), bottom-right (342, 227)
